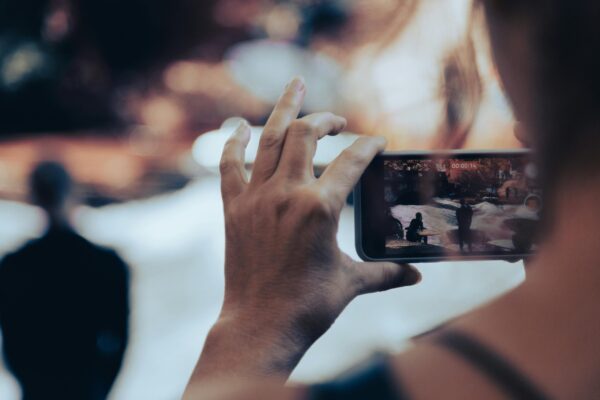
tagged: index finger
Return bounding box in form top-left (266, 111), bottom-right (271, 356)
top-left (250, 77), bottom-right (306, 186)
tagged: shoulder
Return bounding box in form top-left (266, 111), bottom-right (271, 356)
top-left (70, 233), bottom-right (130, 277)
top-left (95, 246), bottom-right (130, 279)
top-left (0, 237), bottom-right (43, 266)
top-left (0, 238), bottom-right (42, 284)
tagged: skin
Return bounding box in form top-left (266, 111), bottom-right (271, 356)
top-left (186, 77), bottom-right (421, 388)
top-left (184, 4), bottom-right (600, 399)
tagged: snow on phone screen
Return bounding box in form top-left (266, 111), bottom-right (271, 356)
top-left (382, 156), bottom-right (541, 257)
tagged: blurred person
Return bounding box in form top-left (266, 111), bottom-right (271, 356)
top-left (0, 162), bottom-right (129, 400)
top-left (406, 212), bottom-right (427, 244)
top-left (182, 0), bottom-right (600, 396)
top-left (384, 209), bottom-right (404, 241)
top-left (512, 195), bottom-right (542, 255)
top-left (456, 198), bottom-right (473, 252)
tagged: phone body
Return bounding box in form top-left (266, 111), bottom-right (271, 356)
top-left (354, 149), bottom-right (541, 263)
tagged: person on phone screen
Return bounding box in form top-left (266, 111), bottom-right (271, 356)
top-left (384, 209), bottom-right (404, 241)
top-left (0, 162), bottom-right (129, 400)
top-left (406, 212), bottom-right (427, 244)
top-left (456, 198), bottom-right (474, 252)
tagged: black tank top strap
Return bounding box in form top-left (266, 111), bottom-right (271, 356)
top-left (436, 330), bottom-right (551, 400)
top-left (307, 330), bottom-right (550, 400)
top-left (307, 354), bottom-right (407, 400)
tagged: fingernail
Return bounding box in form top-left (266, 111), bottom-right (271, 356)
top-left (235, 121), bottom-right (251, 143)
top-left (236, 120), bottom-right (250, 135)
top-left (402, 266), bottom-right (422, 286)
top-left (288, 76), bottom-right (305, 92)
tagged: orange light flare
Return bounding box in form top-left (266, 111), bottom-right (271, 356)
top-left (162, 60), bottom-right (268, 124)
top-left (0, 136), bottom-right (147, 201)
top-left (263, 4), bottom-right (301, 41)
top-left (138, 96), bottom-right (187, 134)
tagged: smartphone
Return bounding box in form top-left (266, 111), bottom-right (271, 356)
top-left (354, 150), bottom-right (541, 263)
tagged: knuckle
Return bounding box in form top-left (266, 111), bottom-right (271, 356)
top-left (380, 264), bottom-right (395, 288)
top-left (300, 189), bottom-right (333, 219)
top-left (266, 185), bottom-right (333, 220)
top-left (229, 199), bottom-right (244, 216)
top-left (224, 203), bottom-right (243, 231)
top-left (341, 147), bottom-right (366, 164)
top-left (260, 129), bottom-right (282, 149)
top-left (289, 120), bottom-right (314, 137)
top-left (378, 264), bottom-right (403, 291)
top-left (273, 194), bottom-right (293, 217)
top-left (219, 156), bottom-right (237, 174)
top-left (355, 136), bottom-right (375, 149)
top-left (353, 265), bottom-right (393, 294)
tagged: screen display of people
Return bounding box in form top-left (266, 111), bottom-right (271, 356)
top-left (382, 154), bottom-right (541, 257)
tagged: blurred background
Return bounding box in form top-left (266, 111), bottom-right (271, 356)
top-left (0, 0), bottom-right (525, 398)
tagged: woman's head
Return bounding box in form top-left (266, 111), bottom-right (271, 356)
top-left (482, 0), bottom-right (600, 196)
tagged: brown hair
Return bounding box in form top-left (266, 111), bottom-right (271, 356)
top-left (433, 36), bottom-right (482, 149)
top-left (484, 0), bottom-right (600, 194)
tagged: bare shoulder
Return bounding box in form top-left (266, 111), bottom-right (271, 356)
top-left (390, 266), bottom-right (600, 400)
top-left (388, 285), bottom-right (535, 400)
top-left (390, 341), bottom-right (509, 400)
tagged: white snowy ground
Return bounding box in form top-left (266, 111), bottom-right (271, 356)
top-left (391, 199), bottom-right (536, 248)
top-left (0, 177), bottom-right (524, 400)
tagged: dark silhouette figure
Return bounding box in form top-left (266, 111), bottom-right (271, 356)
top-left (383, 209), bottom-right (404, 240)
top-left (406, 212), bottom-right (427, 244)
top-left (456, 199), bottom-right (474, 252)
top-left (0, 162), bottom-right (129, 400)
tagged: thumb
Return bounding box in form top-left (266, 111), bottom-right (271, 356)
top-left (352, 262), bottom-right (422, 295)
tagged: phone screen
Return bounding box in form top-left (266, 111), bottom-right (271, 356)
top-left (356, 151), bottom-right (542, 262)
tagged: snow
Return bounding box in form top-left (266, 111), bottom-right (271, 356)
top-left (391, 200), bottom-right (538, 249)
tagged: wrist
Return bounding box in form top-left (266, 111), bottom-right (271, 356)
top-left (191, 308), bottom-right (310, 382)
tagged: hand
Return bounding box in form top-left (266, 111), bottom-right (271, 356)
top-left (187, 77), bottom-right (421, 387)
